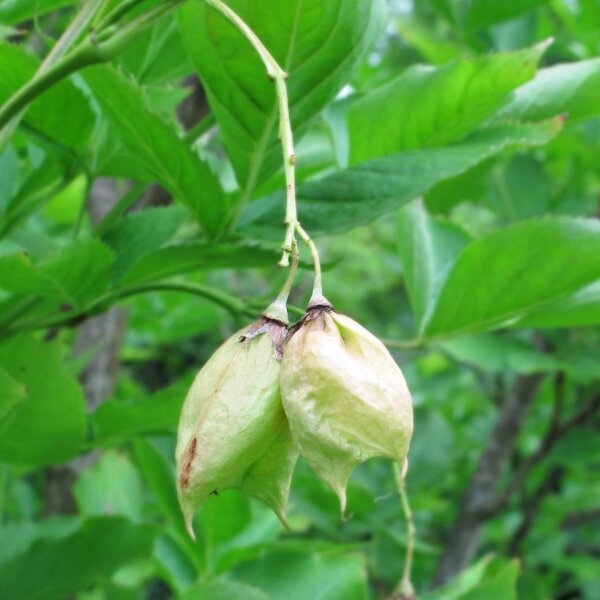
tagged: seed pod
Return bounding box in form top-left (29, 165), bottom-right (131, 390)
top-left (176, 318), bottom-right (297, 538)
top-left (281, 301), bottom-right (413, 513)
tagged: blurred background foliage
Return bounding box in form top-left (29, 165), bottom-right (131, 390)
top-left (1, 0), bottom-right (600, 599)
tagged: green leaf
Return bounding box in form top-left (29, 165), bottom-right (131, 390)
top-left (0, 157), bottom-right (64, 238)
top-left (0, 239), bottom-right (114, 310)
top-left (83, 65), bottom-right (227, 237)
top-left (348, 43), bottom-right (547, 163)
top-left (0, 517), bottom-right (80, 565)
top-left (0, 335), bottom-right (86, 466)
top-left (441, 334), bottom-right (560, 374)
top-left (426, 0), bottom-right (456, 24)
top-left (0, 364), bottom-right (26, 426)
top-left (120, 243), bottom-right (279, 286)
top-left (199, 491), bottom-right (253, 553)
top-left (154, 532), bottom-right (199, 594)
top-left (397, 202), bottom-right (471, 332)
top-left (429, 152), bottom-right (552, 221)
top-left (178, 0), bottom-right (386, 196)
top-left (132, 438), bottom-right (181, 525)
top-left (516, 280), bottom-right (600, 328)
top-left (497, 58), bottom-right (600, 123)
top-left (0, 516), bottom-right (156, 600)
top-left (182, 579), bottom-right (270, 600)
top-left (425, 156), bottom-right (497, 215)
top-left (421, 556), bottom-right (495, 600)
top-left (102, 206), bottom-right (187, 280)
top-left (463, 0), bottom-right (550, 29)
top-left (93, 128), bottom-right (156, 183)
top-left (73, 451), bottom-right (145, 520)
top-left (421, 557), bottom-right (493, 600)
top-left (461, 560), bottom-right (519, 600)
top-left (231, 544), bottom-right (368, 600)
top-left (91, 381), bottom-right (187, 445)
top-left (423, 218), bottom-right (600, 340)
top-left (0, 0), bottom-right (77, 24)
top-left (117, 16), bottom-right (193, 86)
top-left (486, 154), bottom-right (552, 221)
top-left (0, 41), bottom-right (94, 150)
top-left (395, 18), bottom-right (462, 66)
top-left (0, 146), bottom-right (18, 212)
top-left (408, 410), bottom-right (454, 487)
top-left (240, 119), bottom-right (563, 237)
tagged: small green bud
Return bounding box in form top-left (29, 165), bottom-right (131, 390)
top-left (176, 318), bottom-right (297, 538)
top-left (281, 303), bottom-right (413, 513)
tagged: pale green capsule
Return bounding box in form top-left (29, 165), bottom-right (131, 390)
top-left (281, 304), bottom-right (413, 513)
top-left (176, 318), bottom-right (297, 538)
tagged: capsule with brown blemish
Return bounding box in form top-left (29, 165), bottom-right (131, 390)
top-left (175, 317), bottom-right (297, 539)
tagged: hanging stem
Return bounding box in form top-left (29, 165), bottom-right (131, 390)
top-left (202, 0), bottom-right (322, 297)
top-left (274, 74), bottom-right (298, 267)
top-left (393, 462), bottom-right (416, 600)
top-left (296, 223), bottom-right (322, 300)
top-left (277, 241), bottom-right (300, 305)
top-left (264, 241), bottom-right (299, 324)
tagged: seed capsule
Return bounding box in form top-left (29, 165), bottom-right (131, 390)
top-left (176, 318), bottom-right (297, 538)
top-left (281, 301), bottom-right (413, 513)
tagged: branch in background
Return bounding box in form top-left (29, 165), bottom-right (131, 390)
top-left (489, 373), bottom-right (565, 512)
top-left (432, 372), bottom-right (545, 586)
top-left (506, 466), bottom-right (564, 556)
top-left (461, 373), bottom-right (546, 517)
top-left (493, 386), bottom-right (600, 513)
top-left (44, 178), bottom-right (128, 516)
top-left (74, 180), bottom-right (131, 410)
top-left (433, 371), bottom-right (600, 587)
top-left (562, 509), bottom-right (600, 530)
top-left (505, 391), bottom-right (600, 555)
top-left (74, 307), bottom-right (128, 411)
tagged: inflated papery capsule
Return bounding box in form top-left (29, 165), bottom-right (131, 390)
top-left (281, 301), bottom-right (413, 513)
top-left (176, 318), bottom-right (297, 538)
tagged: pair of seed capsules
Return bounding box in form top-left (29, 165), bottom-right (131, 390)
top-left (176, 296), bottom-right (414, 538)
